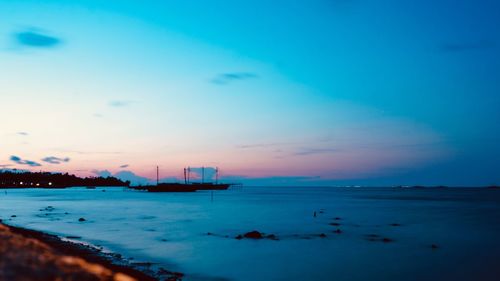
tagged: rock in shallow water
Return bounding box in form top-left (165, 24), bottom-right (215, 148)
top-left (235, 231), bottom-right (279, 240)
top-left (243, 231), bottom-right (263, 239)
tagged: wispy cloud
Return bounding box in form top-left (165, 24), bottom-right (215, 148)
top-left (108, 100), bottom-right (134, 107)
top-left (41, 156), bottom-right (70, 164)
top-left (211, 72), bottom-right (258, 85)
top-left (14, 29), bottom-right (61, 48)
top-left (52, 148), bottom-right (122, 155)
top-left (441, 40), bottom-right (495, 52)
top-left (92, 170), bottom-right (150, 185)
top-left (10, 156), bottom-right (42, 167)
top-left (17, 132), bottom-right (29, 136)
top-left (237, 142), bottom-right (290, 149)
top-left (294, 147), bottom-right (337, 156)
top-left (221, 175), bottom-right (324, 186)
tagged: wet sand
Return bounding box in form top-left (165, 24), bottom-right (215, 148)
top-left (0, 222), bottom-right (159, 281)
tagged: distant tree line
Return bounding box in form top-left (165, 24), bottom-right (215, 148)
top-left (0, 170), bottom-right (129, 188)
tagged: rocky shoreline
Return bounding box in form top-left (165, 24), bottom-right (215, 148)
top-left (0, 222), bottom-right (163, 281)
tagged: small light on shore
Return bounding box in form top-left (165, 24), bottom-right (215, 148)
top-left (49, 182), bottom-right (52, 186)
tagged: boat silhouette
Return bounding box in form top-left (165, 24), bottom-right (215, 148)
top-left (137, 166), bottom-right (231, 192)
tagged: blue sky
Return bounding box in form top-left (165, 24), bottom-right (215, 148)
top-left (0, 0), bottom-right (499, 186)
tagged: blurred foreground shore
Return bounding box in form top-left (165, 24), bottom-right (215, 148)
top-left (0, 223), bottom-right (158, 281)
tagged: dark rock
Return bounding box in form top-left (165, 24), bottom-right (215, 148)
top-left (390, 223), bottom-right (401, 227)
top-left (334, 217), bottom-right (341, 220)
top-left (333, 229), bottom-right (342, 234)
top-left (382, 238), bottom-right (394, 243)
top-left (364, 234), bottom-right (382, 241)
top-left (11, 215), bottom-right (16, 218)
top-left (78, 217), bottom-right (86, 222)
top-left (158, 267), bottom-right (184, 281)
top-left (319, 233), bottom-right (327, 238)
top-left (243, 231), bottom-right (263, 239)
top-left (267, 234), bottom-right (279, 240)
top-left (40, 206), bottom-right (55, 212)
top-left (329, 222), bottom-right (341, 226)
top-left (236, 231), bottom-right (277, 240)
top-left (206, 232), bottom-right (213, 236)
top-left (131, 262), bottom-right (153, 267)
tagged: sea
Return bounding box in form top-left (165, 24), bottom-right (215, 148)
top-left (1, 186), bottom-right (499, 281)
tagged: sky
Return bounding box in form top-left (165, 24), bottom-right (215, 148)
top-left (0, 0), bottom-right (499, 186)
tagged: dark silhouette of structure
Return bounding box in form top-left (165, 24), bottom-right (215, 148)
top-left (131, 166), bottom-right (231, 192)
top-left (0, 171), bottom-right (129, 188)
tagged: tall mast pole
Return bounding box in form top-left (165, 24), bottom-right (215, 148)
top-left (184, 168), bottom-right (187, 184)
top-left (187, 167), bottom-right (190, 184)
top-left (215, 167), bottom-right (219, 184)
top-left (156, 166), bottom-right (159, 186)
top-left (202, 166), bottom-right (205, 184)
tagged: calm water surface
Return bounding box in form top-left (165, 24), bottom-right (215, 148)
top-left (1, 186), bottom-right (499, 281)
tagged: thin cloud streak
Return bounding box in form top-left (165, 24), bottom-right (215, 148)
top-left (10, 156), bottom-right (42, 167)
top-left (51, 148), bottom-right (122, 155)
top-left (294, 147), bottom-right (337, 156)
top-left (236, 141), bottom-right (295, 149)
top-left (14, 29), bottom-right (61, 48)
top-left (211, 72), bottom-right (258, 85)
top-left (108, 100), bottom-right (134, 107)
top-left (41, 156), bottom-right (70, 164)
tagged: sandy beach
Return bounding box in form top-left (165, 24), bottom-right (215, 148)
top-left (0, 222), bottom-right (164, 281)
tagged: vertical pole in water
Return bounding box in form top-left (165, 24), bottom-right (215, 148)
top-left (156, 166), bottom-right (159, 186)
top-left (202, 166), bottom-right (205, 184)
